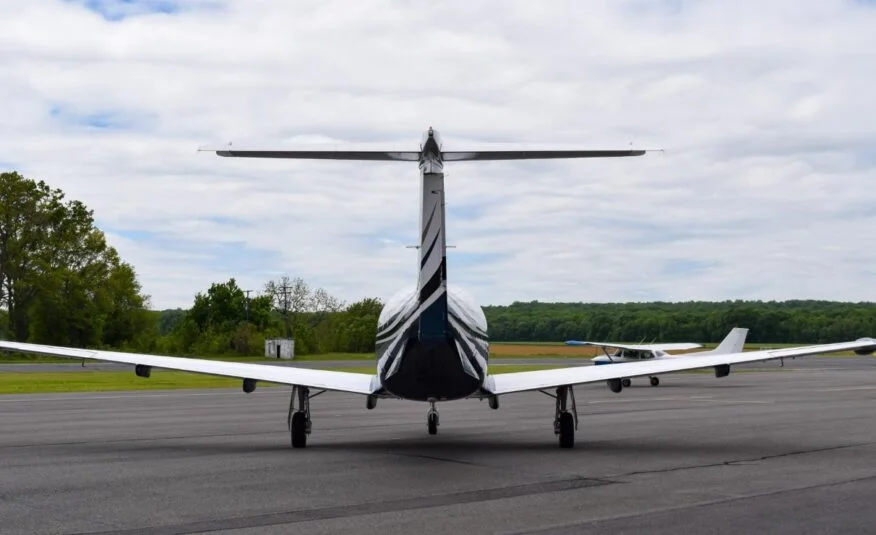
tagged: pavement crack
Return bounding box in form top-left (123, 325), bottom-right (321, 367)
top-left (610, 441), bottom-right (876, 479)
top-left (394, 452), bottom-right (484, 466)
top-left (511, 472), bottom-right (876, 535)
top-left (69, 477), bottom-right (616, 535)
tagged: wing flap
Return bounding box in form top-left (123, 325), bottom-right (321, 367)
top-left (489, 338), bottom-right (876, 395)
top-left (0, 341), bottom-right (379, 395)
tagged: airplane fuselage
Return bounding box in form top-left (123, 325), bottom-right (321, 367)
top-left (373, 128), bottom-right (490, 401)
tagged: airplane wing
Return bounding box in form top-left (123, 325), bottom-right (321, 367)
top-left (565, 341), bottom-right (703, 351)
top-left (486, 338), bottom-right (876, 395)
top-left (442, 149), bottom-right (649, 161)
top-left (209, 149), bottom-right (421, 161)
top-left (0, 341), bottom-right (379, 395)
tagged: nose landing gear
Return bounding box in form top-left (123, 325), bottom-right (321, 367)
top-left (427, 400), bottom-right (439, 435)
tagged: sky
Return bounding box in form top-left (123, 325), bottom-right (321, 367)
top-left (1, 0), bottom-right (875, 310)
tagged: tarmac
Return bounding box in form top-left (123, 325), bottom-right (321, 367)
top-left (2, 356), bottom-right (876, 534)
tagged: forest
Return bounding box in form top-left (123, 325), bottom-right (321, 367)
top-left (482, 300), bottom-right (876, 344)
top-left (2, 170), bottom-right (875, 357)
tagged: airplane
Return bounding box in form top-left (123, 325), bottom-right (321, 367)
top-left (566, 327), bottom-right (749, 387)
top-left (1, 128), bottom-right (875, 449)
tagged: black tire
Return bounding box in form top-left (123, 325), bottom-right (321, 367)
top-left (558, 411), bottom-right (574, 448)
top-left (621, 378), bottom-right (632, 388)
top-left (427, 414), bottom-right (438, 435)
top-left (291, 412), bottom-right (307, 448)
top-left (650, 376), bottom-right (660, 387)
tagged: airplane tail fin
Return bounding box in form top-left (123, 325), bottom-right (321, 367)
top-left (708, 328), bottom-right (749, 355)
top-left (416, 171), bottom-right (448, 341)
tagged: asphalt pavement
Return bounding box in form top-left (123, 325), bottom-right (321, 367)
top-left (2, 358), bottom-right (876, 534)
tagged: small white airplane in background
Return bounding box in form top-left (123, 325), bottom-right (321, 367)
top-left (566, 327), bottom-right (749, 388)
top-left (2, 128), bottom-right (875, 450)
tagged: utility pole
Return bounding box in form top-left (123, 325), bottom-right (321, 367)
top-left (279, 283), bottom-right (292, 338)
top-left (244, 290), bottom-right (252, 322)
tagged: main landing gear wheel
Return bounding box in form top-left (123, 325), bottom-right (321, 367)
top-left (287, 385), bottom-right (323, 449)
top-left (558, 412), bottom-right (574, 448)
top-left (427, 400), bottom-right (439, 435)
top-left (291, 412), bottom-right (307, 448)
top-left (650, 376), bottom-right (660, 387)
top-left (552, 385), bottom-right (578, 449)
top-left (621, 378), bottom-right (632, 388)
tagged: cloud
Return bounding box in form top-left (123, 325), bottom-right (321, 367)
top-left (1, 0), bottom-right (875, 310)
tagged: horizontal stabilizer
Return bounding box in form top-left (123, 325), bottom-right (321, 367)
top-left (443, 149), bottom-right (650, 161)
top-left (207, 149), bottom-right (420, 162)
top-left (201, 148), bottom-right (656, 162)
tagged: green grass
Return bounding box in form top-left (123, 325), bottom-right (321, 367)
top-left (0, 371), bottom-right (264, 394)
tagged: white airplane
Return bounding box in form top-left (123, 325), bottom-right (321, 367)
top-left (2, 128), bottom-right (875, 449)
top-left (567, 327), bottom-right (749, 387)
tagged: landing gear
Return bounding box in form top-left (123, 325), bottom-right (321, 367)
top-left (427, 400), bottom-right (439, 435)
top-left (621, 378), bottom-right (632, 388)
top-left (649, 376), bottom-right (660, 387)
top-left (286, 386), bottom-right (325, 449)
top-left (291, 411), bottom-right (307, 448)
top-left (488, 395), bottom-right (499, 410)
top-left (551, 385), bottom-right (578, 448)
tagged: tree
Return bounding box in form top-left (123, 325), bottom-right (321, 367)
top-left (264, 276), bottom-right (310, 338)
top-left (340, 297), bottom-right (383, 353)
top-left (189, 278), bottom-right (247, 332)
top-left (0, 171), bottom-right (154, 347)
top-left (0, 308), bottom-right (8, 340)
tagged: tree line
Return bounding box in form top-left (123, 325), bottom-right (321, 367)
top-left (483, 300), bottom-right (876, 344)
top-left (3, 170), bottom-right (875, 356)
top-left (151, 276), bottom-right (382, 357)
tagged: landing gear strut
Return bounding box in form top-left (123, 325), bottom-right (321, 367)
top-left (548, 385), bottom-right (578, 448)
top-left (427, 400), bottom-right (439, 435)
top-left (287, 386), bottom-right (325, 448)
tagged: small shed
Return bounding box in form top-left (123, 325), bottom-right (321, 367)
top-left (265, 338), bottom-right (295, 359)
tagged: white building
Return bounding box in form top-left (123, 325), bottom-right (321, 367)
top-left (265, 338), bottom-right (295, 359)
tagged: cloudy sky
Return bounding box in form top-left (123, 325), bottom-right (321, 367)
top-left (2, 0), bottom-right (875, 310)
